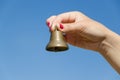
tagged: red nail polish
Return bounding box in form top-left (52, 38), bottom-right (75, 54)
top-left (47, 22), bottom-right (50, 27)
top-left (60, 24), bottom-right (64, 29)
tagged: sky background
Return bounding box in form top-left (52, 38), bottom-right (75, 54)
top-left (0, 0), bottom-right (120, 80)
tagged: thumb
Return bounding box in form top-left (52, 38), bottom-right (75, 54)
top-left (57, 23), bottom-right (78, 33)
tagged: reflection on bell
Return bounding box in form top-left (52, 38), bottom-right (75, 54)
top-left (46, 26), bottom-right (68, 52)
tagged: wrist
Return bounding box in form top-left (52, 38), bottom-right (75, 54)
top-left (98, 30), bottom-right (120, 73)
top-left (98, 30), bottom-right (120, 55)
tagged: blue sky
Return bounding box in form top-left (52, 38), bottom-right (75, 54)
top-left (0, 0), bottom-right (120, 80)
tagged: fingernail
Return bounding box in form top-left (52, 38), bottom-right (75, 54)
top-left (60, 24), bottom-right (64, 29)
top-left (47, 22), bottom-right (50, 27)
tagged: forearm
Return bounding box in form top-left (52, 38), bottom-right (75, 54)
top-left (100, 30), bottom-right (120, 74)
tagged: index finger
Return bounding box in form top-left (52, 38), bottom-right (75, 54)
top-left (54, 12), bottom-right (77, 23)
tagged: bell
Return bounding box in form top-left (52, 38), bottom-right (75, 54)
top-left (46, 26), bottom-right (68, 52)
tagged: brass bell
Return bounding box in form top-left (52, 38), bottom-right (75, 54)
top-left (46, 26), bottom-right (68, 52)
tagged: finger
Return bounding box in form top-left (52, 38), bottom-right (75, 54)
top-left (53, 12), bottom-right (76, 24)
top-left (51, 12), bottom-right (77, 32)
top-left (49, 12), bottom-right (76, 31)
top-left (58, 23), bottom-right (79, 33)
top-left (52, 11), bottom-right (88, 24)
top-left (46, 15), bottom-right (56, 27)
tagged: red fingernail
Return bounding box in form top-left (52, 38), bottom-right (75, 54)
top-left (47, 22), bottom-right (50, 27)
top-left (60, 24), bottom-right (64, 29)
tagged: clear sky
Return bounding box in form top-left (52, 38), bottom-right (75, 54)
top-left (0, 0), bottom-right (120, 80)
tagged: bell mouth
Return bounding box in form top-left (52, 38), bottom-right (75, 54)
top-left (46, 46), bottom-right (68, 52)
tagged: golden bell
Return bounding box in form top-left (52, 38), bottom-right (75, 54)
top-left (46, 26), bottom-right (68, 52)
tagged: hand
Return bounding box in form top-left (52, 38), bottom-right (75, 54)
top-left (46, 11), bottom-right (120, 73)
top-left (46, 11), bottom-right (110, 52)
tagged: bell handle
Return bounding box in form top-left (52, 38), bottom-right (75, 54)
top-left (51, 25), bottom-right (59, 32)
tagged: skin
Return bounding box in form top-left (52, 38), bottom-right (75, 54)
top-left (46, 11), bottom-right (120, 74)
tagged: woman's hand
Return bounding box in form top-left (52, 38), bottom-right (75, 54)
top-left (46, 11), bottom-right (110, 52)
top-left (46, 11), bottom-right (120, 74)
